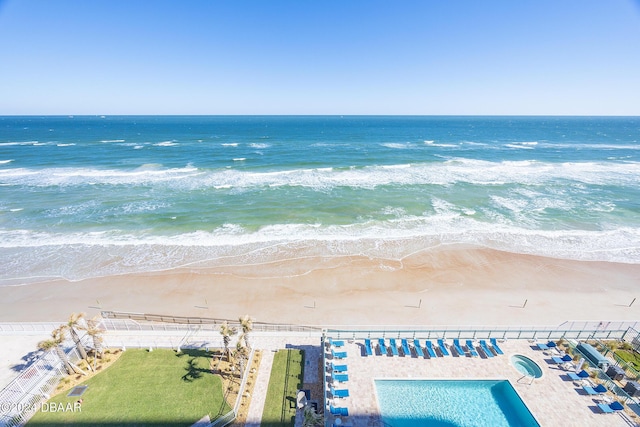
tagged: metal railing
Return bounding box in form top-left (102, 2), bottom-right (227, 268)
top-left (0, 342), bottom-right (84, 427)
top-left (101, 310), bottom-right (322, 333)
top-left (325, 320), bottom-right (639, 341)
top-left (0, 323), bottom-right (70, 335)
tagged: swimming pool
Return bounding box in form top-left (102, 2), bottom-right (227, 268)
top-left (375, 379), bottom-right (540, 427)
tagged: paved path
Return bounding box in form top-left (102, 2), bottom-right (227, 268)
top-left (244, 349), bottom-right (275, 427)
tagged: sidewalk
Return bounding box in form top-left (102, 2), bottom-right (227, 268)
top-left (243, 349), bottom-right (275, 426)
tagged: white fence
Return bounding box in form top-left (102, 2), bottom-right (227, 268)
top-left (0, 343), bottom-right (83, 427)
top-left (325, 320), bottom-right (640, 341)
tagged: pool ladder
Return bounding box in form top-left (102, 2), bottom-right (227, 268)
top-left (517, 373), bottom-right (536, 385)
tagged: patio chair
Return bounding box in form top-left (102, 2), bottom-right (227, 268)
top-left (401, 339), bottom-right (411, 356)
top-left (466, 340), bottom-right (479, 357)
top-left (437, 339), bottom-right (450, 356)
top-left (490, 338), bottom-right (504, 355)
top-left (388, 338), bottom-right (399, 356)
top-left (378, 338), bottom-right (387, 356)
top-left (452, 339), bottom-right (465, 356)
top-left (425, 340), bottom-right (437, 358)
top-left (479, 340), bottom-right (494, 358)
top-left (364, 339), bottom-right (373, 356)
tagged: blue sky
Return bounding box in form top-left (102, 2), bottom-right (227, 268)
top-left (1, 0), bottom-right (639, 115)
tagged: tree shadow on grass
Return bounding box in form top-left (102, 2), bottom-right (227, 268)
top-left (175, 349), bottom-right (215, 382)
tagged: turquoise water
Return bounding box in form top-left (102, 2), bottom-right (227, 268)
top-left (511, 355), bottom-right (543, 378)
top-left (1, 116), bottom-right (639, 283)
top-left (375, 379), bottom-right (540, 427)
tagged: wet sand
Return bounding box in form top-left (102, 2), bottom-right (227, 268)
top-left (1, 246), bottom-right (639, 326)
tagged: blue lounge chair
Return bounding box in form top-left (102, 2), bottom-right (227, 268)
top-left (490, 338), bottom-right (504, 355)
top-left (452, 339), bottom-right (465, 356)
top-left (330, 363), bottom-right (348, 372)
top-left (378, 338), bottom-right (387, 355)
top-left (329, 338), bottom-right (345, 347)
top-left (567, 372), bottom-right (581, 381)
top-left (597, 403), bottom-right (615, 414)
top-left (364, 339), bottom-right (373, 356)
top-left (329, 405), bottom-right (349, 416)
top-left (332, 349), bottom-right (347, 359)
top-left (561, 354), bottom-right (573, 362)
top-left (389, 338), bottom-right (399, 356)
top-left (425, 340), bottom-right (437, 358)
top-left (334, 373), bottom-right (349, 382)
top-left (597, 401), bottom-right (623, 414)
top-left (331, 387), bottom-right (350, 398)
top-left (401, 339), bottom-right (411, 356)
top-left (536, 342), bottom-right (549, 350)
top-left (437, 339), bottom-right (450, 356)
top-left (567, 370), bottom-right (589, 381)
top-left (466, 340), bottom-right (479, 357)
top-left (413, 339), bottom-right (425, 357)
top-left (610, 401), bottom-right (624, 411)
top-left (583, 385), bottom-right (599, 395)
top-left (551, 356), bottom-right (564, 364)
top-left (479, 340), bottom-right (494, 358)
top-left (583, 384), bottom-right (607, 395)
top-left (593, 384), bottom-right (607, 394)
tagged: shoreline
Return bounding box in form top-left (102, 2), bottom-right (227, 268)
top-left (1, 246), bottom-right (639, 325)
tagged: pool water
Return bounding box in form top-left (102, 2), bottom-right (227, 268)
top-left (511, 355), bottom-right (543, 379)
top-left (375, 379), bottom-right (540, 427)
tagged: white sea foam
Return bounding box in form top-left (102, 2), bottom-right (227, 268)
top-left (233, 158), bottom-right (246, 162)
top-left (154, 141), bottom-right (178, 147)
top-left (424, 140), bottom-right (459, 148)
top-left (0, 141), bottom-right (39, 146)
top-left (1, 218), bottom-right (638, 283)
top-left (0, 160), bottom-right (14, 164)
top-left (505, 144), bottom-right (534, 150)
top-left (250, 143), bottom-right (270, 149)
top-left (1, 160), bottom-right (639, 189)
top-left (100, 139), bottom-right (126, 143)
top-left (222, 143), bottom-right (239, 147)
top-left (56, 143), bottom-right (75, 147)
top-left (380, 143), bottom-right (412, 149)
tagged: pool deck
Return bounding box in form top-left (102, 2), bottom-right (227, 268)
top-left (324, 339), bottom-right (637, 427)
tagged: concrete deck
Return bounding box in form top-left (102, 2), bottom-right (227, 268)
top-left (323, 339), bottom-right (637, 427)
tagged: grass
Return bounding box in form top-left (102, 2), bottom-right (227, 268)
top-left (261, 349), bottom-right (305, 427)
top-left (615, 348), bottom-right (640, 371)
top-left (28, 349), bottom-right (231, 427)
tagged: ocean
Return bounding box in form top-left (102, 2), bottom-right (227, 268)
top-left (1, 116), bottom-right (639, 285)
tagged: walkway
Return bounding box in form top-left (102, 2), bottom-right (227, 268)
top-left (243, 349), bottom-right (275, 427)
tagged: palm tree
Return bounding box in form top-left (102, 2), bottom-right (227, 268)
top-left (83, 316), bottom-right (104, 357)
top-left (219, 321), bottom-right (237, 361)
top-left (38, 327), bottom-right (77, 375)
top-left (65, 312), bottom-right (88, 360)
top-left (301, 405), bottom-right (323, 427)
top-left (38, 338), bottom-right (74, 375)
top-left (233, 341), bottom-right (250, 378)
top-left (238, 314), bottom-right (254, 349)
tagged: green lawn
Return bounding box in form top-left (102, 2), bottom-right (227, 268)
top-left (261, 349), bottom-right (305, 427)
top-left (615, 349), bottom-right (640, 371)
top-left (28, 349), bottom-right (231, 427)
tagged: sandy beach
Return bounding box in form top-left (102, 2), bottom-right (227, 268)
top-left (1, 245), bottom-right (639, 326)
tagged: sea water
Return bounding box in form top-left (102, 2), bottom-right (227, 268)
top-left (0, 116), bottom-right (638, 284)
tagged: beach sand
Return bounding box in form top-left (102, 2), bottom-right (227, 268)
top-left (1, 246), bottom-right (639, 326)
